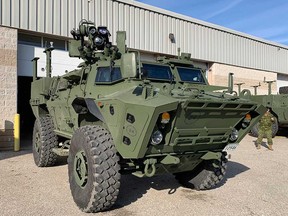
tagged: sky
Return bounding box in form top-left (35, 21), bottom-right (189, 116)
top-left (136, 0), bottom-right (288, 46)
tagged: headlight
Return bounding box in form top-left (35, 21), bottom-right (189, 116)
top-left (151, 130), bottom-right (163, 145)
top-left (229, 128), bottom-right (238, 142)
top-left (242, 113), bottom-right (251, 128)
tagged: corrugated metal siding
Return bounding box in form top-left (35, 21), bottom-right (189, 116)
top-left (1, 0), bottom-right (288, 73)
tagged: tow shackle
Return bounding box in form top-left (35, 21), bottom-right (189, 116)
top-left (144, 159), bottom-right (157, 177)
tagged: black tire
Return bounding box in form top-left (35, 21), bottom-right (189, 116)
top-left (175, 153), bottom-right (227, 190)
top-left (68, 125), bottom-right (121, 213)
top-left (279, 86), bottom-right (288, 94)
top-left (250, 120), bottom-right (278, 138)
top-left (32, 117), bottom-right (58, 167)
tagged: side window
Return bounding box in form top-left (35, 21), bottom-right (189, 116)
top-left (95, 67), bottom-right (122, 83)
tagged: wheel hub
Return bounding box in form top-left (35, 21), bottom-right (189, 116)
top-left (74, 150), bottom-right (88, 188)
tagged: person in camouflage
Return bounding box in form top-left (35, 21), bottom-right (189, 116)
top-left (256, 108), bottom-right (275, 150)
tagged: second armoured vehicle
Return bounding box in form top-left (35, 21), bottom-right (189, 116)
top-left (30, 20), bottom-right (265, 213)
top-left (244, 80), bottom-right (288, 137)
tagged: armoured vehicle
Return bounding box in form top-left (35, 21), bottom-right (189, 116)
top-left (30, 20), bottom-right (265, 213)
top-left (238, 80), bottom-right (288, 137)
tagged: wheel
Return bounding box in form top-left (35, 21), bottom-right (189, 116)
top-left (32, 116), bottom-right (58, 167)
top-left (250, 119), bottom-right (278, 138)
top-left (68, 125), bottom-right (121, 213)
top-left (175, 153), bottom-right (227, 190)
top-left (279, 86), bottom-right (288, 94)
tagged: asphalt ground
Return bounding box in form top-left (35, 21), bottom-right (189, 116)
top-left (1, 132), bottom-right (288, 216)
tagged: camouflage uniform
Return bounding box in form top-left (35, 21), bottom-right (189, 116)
top-left (256, 111), bottom-right (274, 150)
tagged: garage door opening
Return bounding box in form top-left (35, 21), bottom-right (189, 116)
top-left (17, 76), bottom-right (35, 140)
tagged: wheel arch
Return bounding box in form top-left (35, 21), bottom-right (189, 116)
top-left (72, 97), bottom-right (105, 126)
top-left (31, 104), bottom-right (49, 119)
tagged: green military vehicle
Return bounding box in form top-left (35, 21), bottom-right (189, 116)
top-left (30, 20), bottom-right (265, 213)
top-left (244, 80), bottom-right (288, 137)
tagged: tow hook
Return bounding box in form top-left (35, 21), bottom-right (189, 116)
top-left (144, 159), bottom-right (157, 177)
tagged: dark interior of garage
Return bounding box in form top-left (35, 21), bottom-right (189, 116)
top-left (17, 76), bottom-right (35, 140)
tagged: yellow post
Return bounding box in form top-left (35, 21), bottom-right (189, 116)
top-left (14, 114), bottom-right (20, 151)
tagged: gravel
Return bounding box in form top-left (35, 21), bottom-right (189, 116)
top-left (1, 133), bottom-right (288, 216)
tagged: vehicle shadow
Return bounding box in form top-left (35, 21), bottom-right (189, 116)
top-left (112, 173), bottom-right (179, 210)
top-left (0, 138), bottom-right (32, 161)
top-left (213, 161), bottom-right (250, 189)
top-left (0, 149), bottom-right (32, 161)
top-left (112, 160), bottom-right (249, 210)
top-left (0, 137), bottom-right (68, 166)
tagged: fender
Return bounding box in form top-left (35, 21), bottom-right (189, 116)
top-left (72, 97), bottom-right (105, 122)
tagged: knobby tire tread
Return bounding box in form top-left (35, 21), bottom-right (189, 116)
top-left (175, 153), bottom-right (228, 190)
top-left (68, 125), bottom-right (120, 213)
top-left (33, 117), bottom-right (58, 167)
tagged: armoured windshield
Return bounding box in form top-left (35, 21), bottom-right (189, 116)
top-left (177, 67), bottom-right (205, 84)
top-left (95, 67), bottom-right (122, 83)
top-left (143, 63), bottom-right (172, 81)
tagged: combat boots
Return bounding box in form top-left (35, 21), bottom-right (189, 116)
top-left (268, 144), bottom-right (274, 151)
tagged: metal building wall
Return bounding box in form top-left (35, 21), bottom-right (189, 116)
top-left (1, 0), bottom-right (288, 73)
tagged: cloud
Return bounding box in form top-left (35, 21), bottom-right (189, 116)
top-left (202, 0), bottom-right (244, 20)
top-left (227, 2), bottom-right (288, 29)
top-left (213, 1), bottom-right (288, 45)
